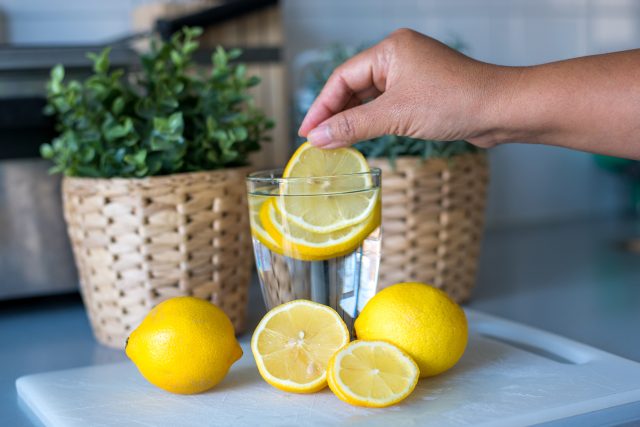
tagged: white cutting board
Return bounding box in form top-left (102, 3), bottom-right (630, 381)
top-left (16, 310), bottom-right (640, 427)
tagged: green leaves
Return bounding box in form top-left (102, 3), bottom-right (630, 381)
top-left (104, 117), bottom-right (134, 142)
top-left (151, 113), bottom-right (184, 150)
top-left (49, 65), bottom-right (65, 95)
top-left (42, 26), bottom-right (272, 178)
top-left (87, 48), bottom-right (111, 74)
top-left (40, 143), bottom-right (54, 159)
top-left (354, 137), bottom-right (478, 168)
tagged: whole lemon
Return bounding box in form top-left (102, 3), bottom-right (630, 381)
top-left (354, 282), bottom-right (467, 377)
top-left (126, 296), bottom-right (242, 394)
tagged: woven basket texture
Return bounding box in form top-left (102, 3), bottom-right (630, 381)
top-left (62, 167), bottom-right (253, 349)
top-left (369, 152), bottom-right (489, 303)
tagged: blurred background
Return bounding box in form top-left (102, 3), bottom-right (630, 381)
top-left (1, 0), bottom-right (639, 300)
top-left (3, 4), bottom-right (640, 424)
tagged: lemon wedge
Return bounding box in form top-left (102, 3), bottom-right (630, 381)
top-left (279, 142), bottom-right (378, 233)
top-left (327, 340), bottom-right (419, 408)
top-left (251, 300), bottom-right (350, 393)
top-left (260, 197), bottom-right (380, 261)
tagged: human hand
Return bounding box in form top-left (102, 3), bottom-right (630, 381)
top-left (298, 28), bottom-right (505, 149)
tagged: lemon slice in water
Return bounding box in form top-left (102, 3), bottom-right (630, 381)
top-left (260, 197), bottom-right (380, 261)
top-left (248, 196), bottom-right (283, 255)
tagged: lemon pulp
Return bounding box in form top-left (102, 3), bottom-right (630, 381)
top-left (328, 340), bottom-right (419, 407)
top-left (251, 299), bottom-right (350, 393)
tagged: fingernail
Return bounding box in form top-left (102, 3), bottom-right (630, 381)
top-left (322, 141), bottom-right (348, 149)
top-left (307, 125), bottom-right (332, 146)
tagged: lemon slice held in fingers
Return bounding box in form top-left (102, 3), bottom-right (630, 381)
top-left (279, 142), bottom-right (378, 233)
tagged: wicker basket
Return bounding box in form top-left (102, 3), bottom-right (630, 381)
top-left (368, 152), bottom-right (489, 303)
top-left (62, 167), bottom-right (253, 349)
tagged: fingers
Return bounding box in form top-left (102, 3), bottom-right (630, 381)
top-left (298, 46), bottom-right (387, 137)
top-left (342, 95), bottom-right (362, 111)
top-left (306, 96), bottom-right (395, 148)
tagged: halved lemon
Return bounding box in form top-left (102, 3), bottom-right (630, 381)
top-left (248, 196), bottom-right (283, 255)
top-left (327, 340), bottom-right (419, 408)
top-left (279, 142), bottom-right (378, 233)
top-left (251, 300), bottom-right (350, 393)
top-left (260, 197), bottom-right (380, 261)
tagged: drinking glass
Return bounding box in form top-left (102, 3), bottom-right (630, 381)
top-left (246, 168), bottom-right (381, 333)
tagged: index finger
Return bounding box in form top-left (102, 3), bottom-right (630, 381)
top-left (298, 45), bottom-right (388, 137)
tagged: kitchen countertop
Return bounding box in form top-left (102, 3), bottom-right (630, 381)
top-left (2, 217), bottom-right (640, 426)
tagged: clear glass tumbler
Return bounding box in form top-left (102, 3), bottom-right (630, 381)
top-left (246, 168), bottom-right (382, 333)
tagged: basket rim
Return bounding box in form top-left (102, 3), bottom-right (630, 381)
top-left (62, 165), bottom-right (255, 184)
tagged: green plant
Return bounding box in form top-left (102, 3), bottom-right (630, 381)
top-left (41, 27), bottom-right (273, 178)
top-left (297, 43), bottom-right (478, 166)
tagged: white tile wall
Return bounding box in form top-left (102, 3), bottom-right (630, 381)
top-left (0, 0), bottom-right (138, 45)
top-left (283, 0), bottom-right (636, 227)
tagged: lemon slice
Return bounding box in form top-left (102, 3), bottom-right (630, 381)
top-left (279, 142), bottom-right (378, 233)
top-left (326, 353), bottom-right (350, 402)
top-left (251, 300), bottom-right (350, 393)
top-left (327, 340), bottom-right (419, 408)
top-left (248, 196), bottom-right (283, 255)
top-left (260, 197), bottom-right (380, 261)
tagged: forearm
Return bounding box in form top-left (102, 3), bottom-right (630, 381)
top-left (476, 50), bottom-right (640, 159)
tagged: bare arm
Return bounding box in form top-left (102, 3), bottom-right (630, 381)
top-left (298, 28), bottom-right (640, 159)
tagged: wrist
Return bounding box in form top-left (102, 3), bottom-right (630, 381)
top-left (467, 64), bottom-right (533, 148)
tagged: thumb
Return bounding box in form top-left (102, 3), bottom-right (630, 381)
top-left (306, 99), bottom-right (395, 148)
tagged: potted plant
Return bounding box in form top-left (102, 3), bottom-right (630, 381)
top-left (296, 45), bottom-right (488, 303)
top-left (42, 27), bottom-right (273, 348)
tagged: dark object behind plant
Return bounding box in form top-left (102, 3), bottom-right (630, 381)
top-left (41, 27), bottom-right (273, 178)
top-left (296, 44), bottom-right (478, 165)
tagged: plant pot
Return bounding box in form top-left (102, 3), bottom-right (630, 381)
top-left (368, 152), bottom-right (489, 303)
top-left (62, 167), bottom-right (253, 349)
